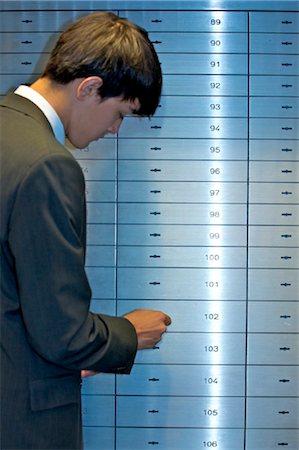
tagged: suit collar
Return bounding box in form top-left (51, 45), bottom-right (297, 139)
top-left (1, 92), bottom-right (56, 137)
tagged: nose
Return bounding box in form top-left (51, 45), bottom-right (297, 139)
top-left (107, 118), bottom-right (123, 135)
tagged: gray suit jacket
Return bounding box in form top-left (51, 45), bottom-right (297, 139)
top-left (0, 93), bottom-right (137, 449)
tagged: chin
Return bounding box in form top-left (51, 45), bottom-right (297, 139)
top-left (65, 137), bottom-right (88, 150)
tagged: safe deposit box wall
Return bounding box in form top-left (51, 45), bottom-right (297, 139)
top-left (1, 0), bottom-right (298, 449)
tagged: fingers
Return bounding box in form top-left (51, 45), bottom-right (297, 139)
top-left (81, 370), bottom-right (99, 378)
top-left (124, 309), bottom-right (172, 350)
top-left (163, 314), bottom-right (172, 326)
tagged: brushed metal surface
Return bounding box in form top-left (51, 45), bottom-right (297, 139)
top-left (116, 428), bottom-right (245, 450)
top-left (149, 32), bottom-right (248, 53)
top-left (246, 429), bottom-right (299, 450)
top-left (118, 181), bottom-right (247, 203)
top-left (248, 302), bottom-right (299, 332)
top-left (118, 160), bottom-right (247, 181)
top-left (247, 397), bottom-right (299, 428)
top-left (250, 33), bottom-right (299, 54)
top-left (117, 267), bottom-right (247, 300)
top-left (247, 334), bottom-right (299, 364)
top-left (248, 269), bottom-right (298, 300)
top-left (118, 204), bottom-right (247, 225)
top-left (123, 10), bottom-right (248, 32)
top-left (119, 117), bottom-right (248, 139)
top-left (116, 364), bottom-right (245, 396)
top-left (118, 138), bottom-right (248, 159)
top-left (117, 246), bottom-right (247, 268)
top-left (247, 365), bottom-right (299, 396)
top-left (118, 224), bottom-right (247, 245)
top-left (250, 11), bottom-right (299, 32)
top-left (117, 396), bottom-right (245, 427)
top-left (82, 395), bottom-right (115, 426)
top-left (159, 53), bottom-right (248, 76)
top-left (248, 248), bottom-right (299, 268)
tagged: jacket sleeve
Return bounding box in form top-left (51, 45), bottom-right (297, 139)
top-left (9, 152), bottom-right (137, 374)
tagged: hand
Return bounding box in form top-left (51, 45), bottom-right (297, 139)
top-left (124, 309), bottom-right (172, 350)
top-left (81, 370), bottom-right (99, 378)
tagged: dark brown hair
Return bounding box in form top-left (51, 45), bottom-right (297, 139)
top-left (43, 12), bottom-right (162, 116)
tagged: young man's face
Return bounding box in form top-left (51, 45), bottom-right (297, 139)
top-left (67, 93), bottom-right (140, 149)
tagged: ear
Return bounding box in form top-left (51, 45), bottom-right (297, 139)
top-left (76, 76), bottom-right (103, 100)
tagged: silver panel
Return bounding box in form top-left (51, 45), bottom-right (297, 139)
top-left (247, 366), bottom-right (299, 396)
top-left (83, 428), bottom-right (114, 450)
top-left (118, 139), bottom-right (248, 160)
top-left (120, 117), bottom-right (248, 139)
top-left (249, 161), bottom-right (299, 184)
top-left (0, 54), bottom-right (47, 74)
top-left (248, 302), bottom-right (299, 332)
top-left (82, 373), bottom-right (115, 395)
top-left (249, 205), bottom-right (299, 225)
top-left (249, 139), bottom-right (299, 160)
top-left (149, 32), bottom-right (248, 53)
top-left (250, 97), bottom-right (299, 118)
top-left (117, 300), bottom-right (246, 332)
top-left (248, 269), bottom-right (298, 300)
top-left (250, 12), bottom-right (299, 32)
top-left (86, 224), bottom-right (115, 245)
top-left (116, 364), bottom-right (245, 396)
top-left (117, 268), bottom-right (247, 300)
top-left (156, 95), bottom-right (247, 117)
top-left (118, 160), bottom-right (247, 181)
top-left (86, 245), bottom-right (115, 267)
top-left (250, 54), bottom-right (299, 76)
top-left (246, 429), bottom-right (299, 450)
top-left (0, 32), bottom-right (58, 52)
top-left (90, 299), bottom-right (115, 316)
top-left (3, 1), bottom-right (296, 11)
top-left (134, 332), bottom-right (246, 364)
top-left (85, 181), bottom-right (115, 202)
top-left (250, 33), bottom-right (299, 54)
top-left (117, 246), bottom-right (246, 268)
top-left (87, 203), bottom-right (115, 223)
top-left (0, 74), bottom-right (37, 95)
top-left (250, 118), bottom-right (299, 140)
top-left (247, 334), bottom-right (299, 365)
top-left (118, 181), bottom-right (247, 203)
top-left (82, 395), bottom-right (115, 426)
top-left (249, 183), bottom-right (299, 203)
top-left (117, 396), bottom-right (245, 427)
top-left (122, 11), bottom-right (248, 32)
top-left (250, 76), bottom-right (299, 96)
top-left (246, 398), bottom-right (299, 428)
top-left (248, 248), bottom-right (299, 269)
top-left (0, 11), bottom-right (84, 31)
top-left (118, 224), bottom-right (247, 246)
top-left (157, 74), bottom-right (248, 96)
top-left (77, 160), bottom-right (115, 181)
top-left (248, 225), bottom-right (299, 247)
top-left (86, 267), bottom-right (116, 298)
top-left (118, 204), bottom-right (247, 225)
top-left (117, 428), bottom-right (245, 450)
top-left (160, 53), bottom-right (248, 76)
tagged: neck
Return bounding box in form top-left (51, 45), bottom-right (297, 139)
top-left (30, 78), bottom-right (72, 129)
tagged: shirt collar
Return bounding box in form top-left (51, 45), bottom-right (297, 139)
top-left (14, 85), bottom-right (65, 145)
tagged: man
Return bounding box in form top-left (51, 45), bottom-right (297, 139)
top-left (0, 12), bottom-right (171, 450)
